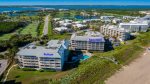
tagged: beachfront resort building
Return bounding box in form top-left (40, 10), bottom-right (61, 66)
top-left (100, 25), bottom-right (130, 41)
top-left (17, 40), bottom-right (69, 71)
top-left (119, 15), bottom-right (150, 33)
top-left (119, 22), bottom-right (149, 32)
top-left (70, 31), bottom-right (105, 51)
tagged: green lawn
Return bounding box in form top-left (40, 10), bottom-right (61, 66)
top-left (52, 33), bottom-right (71, 40)
top-left (5, 66), bottom-right (69, 84)
top-left (37, 22), bottom-right (44, 36)
top-left (0, 33), bottom-right (13, 40)
top-left (0, 28), bottom-right (21, 40)
top-left (48, 16), bottom-right (53, 38)
top-left (20, 22), bottom-right (39, 37)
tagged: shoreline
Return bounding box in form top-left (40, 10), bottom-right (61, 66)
top-left (105, 47), bottom-right (150, 84)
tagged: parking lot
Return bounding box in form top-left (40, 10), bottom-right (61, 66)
top-left (0, 60), bottom-right (8, 76)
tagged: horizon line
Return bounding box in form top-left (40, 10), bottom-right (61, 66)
top-left (1, 4), bottom-right (150, 6)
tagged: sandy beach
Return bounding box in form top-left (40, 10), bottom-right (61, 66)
top-left (105, 48), bottom-right (150, 84)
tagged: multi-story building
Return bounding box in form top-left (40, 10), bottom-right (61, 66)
top-left (17, 40), bottom-right (69, 71)
top-left (70, 31), bottom-right (105, 51)
top-left (100, 25), bottom-right (130, 41)
top-left (132, 15), bottom-right (150, 27)
top-left (119, 15), bottom-right (150, 33)
top-left (119, 22), bottom-right (149, 32)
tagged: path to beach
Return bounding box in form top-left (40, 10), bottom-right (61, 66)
top-left (105, 48), bottom-right (150, 84)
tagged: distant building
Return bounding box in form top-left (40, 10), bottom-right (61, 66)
top-left (100, 25), bottom-right (130, 41)
top-left (139, 11), bottom-right (150, 15)
top-left (123, 16), bottom-right (139, 20)
top-left (101, 16), bottom-right (115, 20)
top-left (119, 23), bottom-right (149, 32)
top-left (112, 18), bottom-right (122, 24)
top-left (100, 16), bottom-right (115, 23)
top-left (132, 15), bottom-right (150, 27)
top-left (17, 40), bottom-right (69, 71)
top-left (53, 26), bottom-right (69, 33)
top-left (70, 31), bottom-right (105, 51)
top-left (73, 23), bottom-right (87, 29)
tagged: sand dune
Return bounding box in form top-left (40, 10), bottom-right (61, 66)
top-left (105, 49), bottom-right (150, 84)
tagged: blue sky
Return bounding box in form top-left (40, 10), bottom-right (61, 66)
top-left (0, 0), bottom-right (150, 5)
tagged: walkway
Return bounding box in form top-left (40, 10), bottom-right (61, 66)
top-left (2, 64), bottom-right (17, 84)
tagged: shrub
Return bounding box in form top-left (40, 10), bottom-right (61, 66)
top-left (22, 68), bottom-right (36, 71)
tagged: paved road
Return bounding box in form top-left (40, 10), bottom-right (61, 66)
top-left (0, 60), bottom-right (8, 76)
top-left (105, 48), bottom-right (150, 84)
top-left (43, 15), bottom-right (49, 36)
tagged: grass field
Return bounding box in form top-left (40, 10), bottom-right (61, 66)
top-left (0, 28), bottom-right (21, 40)
top-left (37, 22), bottom-right (44, 36)
top-left (0, 33), bottom-right (13, 40)
top-left (5, 66), bottom-right (69, 84)
top-left (20, 22), bottom-right (39, 37)
top-left (48, 16), bottom-right (53, 38)
top-left (52, 33), bottom-right (71, 40)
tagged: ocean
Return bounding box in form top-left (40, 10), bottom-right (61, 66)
top-left (0, 5), bottom-right (150, 12)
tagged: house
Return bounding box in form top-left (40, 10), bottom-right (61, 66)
top-left (54, 26), bottom-right (69, 33)
top-left (73, 23), bottom-right (87, 29)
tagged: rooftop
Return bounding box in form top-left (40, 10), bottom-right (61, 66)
top-left (17, 40), bottom-right (69, 58)
top-left (119, 22), bottom-right (148, 26)
top-left (71, 31), bottom-right (105, 42)
top-left (102, 25), bottom-right (125, 32)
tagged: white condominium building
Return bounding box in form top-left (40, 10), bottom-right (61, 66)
top-left (70, 31), bottom-right (105, 51)
top-left (17, 40), bottom-right (69, 71)
top-left (119, 23), bottom-right (149, 32)
top-left (133, 15), bottom-right (150, 27)
top-left (100, 25), bottom-right (130, 41)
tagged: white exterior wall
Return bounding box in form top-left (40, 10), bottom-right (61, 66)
top-left (100, 26), bottom-right (130, 41)
top-left (18, 55), bottom-right (62, 71)
top-left (71, 40), bottom-right (105, 51)
top-left (119, 24), bottom-right (149, 32)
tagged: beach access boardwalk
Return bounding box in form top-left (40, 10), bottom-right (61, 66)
top-left (43, 15), bottom-right (49, 36)
top-left (0, 60), bottom-right (8, 76)
top-left (105, 48), bottom-right (150, 84)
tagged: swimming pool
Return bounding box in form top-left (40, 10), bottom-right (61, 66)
top-left (80, 55), bottom-right (90, 61)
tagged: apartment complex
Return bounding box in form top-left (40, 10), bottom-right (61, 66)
top-left (119, 23), bottom-right (149, 32)
top-left (17, 40), bottom-right (69, 71)
top-left (119, 15), bottom-right (150, 33)
top-left (70, 31), bottom-right (105, 51)
top-left (100, 25), bottom-right (130, 41)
